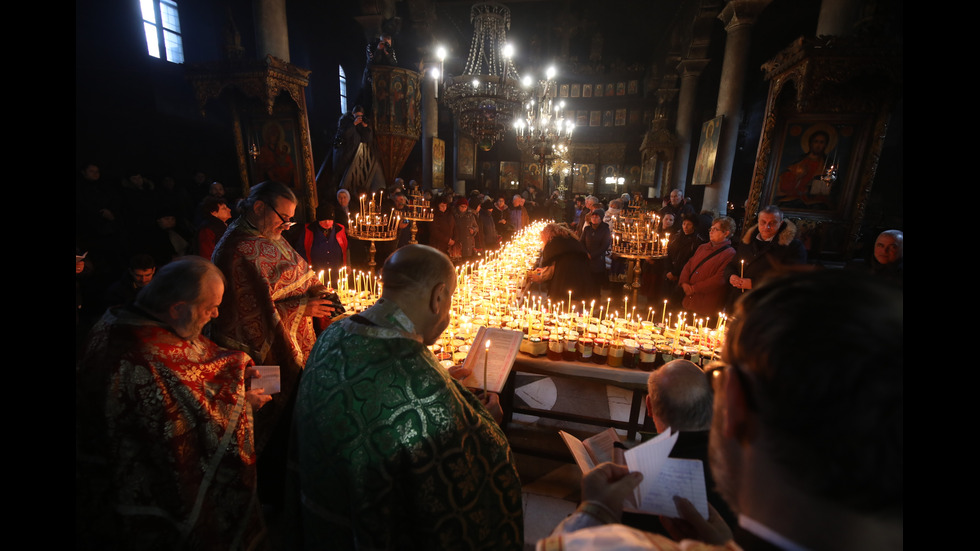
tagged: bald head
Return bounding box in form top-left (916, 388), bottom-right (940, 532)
top-left (381, 245), bottom-right (455, 298)
top-left (380, 245), bottom-right (457, 344)
top-left (646, 359), bottom-right (713, 432)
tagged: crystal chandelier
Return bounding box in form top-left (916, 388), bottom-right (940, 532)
top-left (443, 2), bottom-right (528, 151)
top-left (514, 66), bottom-right (574, 175)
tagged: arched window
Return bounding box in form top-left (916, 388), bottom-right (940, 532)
top-left (140, 0), bottom-right (184, 63)
top-left (339, 65), bottom-right (348, 114)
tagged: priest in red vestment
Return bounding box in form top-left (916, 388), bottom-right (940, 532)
top-left (209, 181), bottom-right (337, 507)
top-left (76, 257), bottom-right (271, 550)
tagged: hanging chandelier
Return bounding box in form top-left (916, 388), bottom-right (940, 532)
top-left (443, 2), bottom-right (528, 151)
top-left (514, 66), bottom-right (574, 172)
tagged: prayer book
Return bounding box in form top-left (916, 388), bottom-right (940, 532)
top-left (461, 326), bottom-right (523, 394)
top-left (559, 427), bottom-right (709, 519)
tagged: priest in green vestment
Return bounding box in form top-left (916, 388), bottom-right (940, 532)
top-left (289, 244), bottom-right (524, 550)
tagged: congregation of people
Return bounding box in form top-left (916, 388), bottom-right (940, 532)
top-left (76, 160), bottom-right (902, 550)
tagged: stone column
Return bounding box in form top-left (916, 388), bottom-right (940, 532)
top-left (253, 0), bottom-right (289, 62)
top-left (672, 59), bottom-right (709, 194)
top-left (421, 60), bottom-right (440, 190)
top-left (816, 0), bottom-right (863, 37)
top-left (703, 0), bottom-right (770, 215)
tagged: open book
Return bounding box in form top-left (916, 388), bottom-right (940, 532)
top-left (559, 427), bottom-right (709, 519)
top-left (460, 326), bottom-right (523, 394)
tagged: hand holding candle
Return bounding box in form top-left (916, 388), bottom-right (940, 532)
top-left (483, 339), bottom-right (491, 391)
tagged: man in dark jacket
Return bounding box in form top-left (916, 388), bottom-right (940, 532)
top-left (725, 205), bottom-right (807, 310)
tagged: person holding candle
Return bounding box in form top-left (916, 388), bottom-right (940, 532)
top-left (725, 205), bottom-right (807, 311)
top-left (290, 244), bottom-right (522, 550)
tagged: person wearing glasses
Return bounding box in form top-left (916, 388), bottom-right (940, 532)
top-left (678, 216), bottom-right (737, 318)
top-left (210, 180), bottom-right (338, 510)
top-left (540, 270), bottom-right (902, 551)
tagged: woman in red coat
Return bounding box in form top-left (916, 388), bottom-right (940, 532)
top-left (679, 216), bottom-right (736, 318)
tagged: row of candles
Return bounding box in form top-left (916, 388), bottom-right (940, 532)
top-left (434, 221), bottom-right (728, 368)
top-left (314, 219), bottom-right (729, 369)
top-left (403, 189), bottom-right (434, 221)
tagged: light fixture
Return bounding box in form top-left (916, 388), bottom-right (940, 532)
top-left (515, 65), bottom-right (574, 186)
top-left (442, 2), bottom-right (528, 151)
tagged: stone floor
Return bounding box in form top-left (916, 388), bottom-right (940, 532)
top-left (508, 372), bottom-right (649, 549)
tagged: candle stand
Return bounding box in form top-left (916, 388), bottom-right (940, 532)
top-left (402, 189), bottom-right (434, 244)
top-left (608, 206), bottom-right (668, 305)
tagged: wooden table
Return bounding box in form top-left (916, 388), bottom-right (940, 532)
top-left (501, 352), bottom-right (654, 440)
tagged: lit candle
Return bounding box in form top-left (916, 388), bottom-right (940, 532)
top-left (661, 300), bottom-right (667, 324)
top-left (568, 290), bottom-right (572, 314)
top-left (740, 260), bottom-right (746, 292)
top-left (484, 339), bottom-right (491, 391)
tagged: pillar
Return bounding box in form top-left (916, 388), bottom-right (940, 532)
top-left (421, 60), bottom-right (440, 190)
top-left (816, 0), bottom-right (864, 37)
top-left (672, 59), bottom-right (709, 194)
top-left (253, 0), bottom-right (289, 62)
top-left (703, 0), bottom-right (770, 215)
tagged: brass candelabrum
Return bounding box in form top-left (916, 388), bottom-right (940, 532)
top-left (401, 188), bottom-right (434, 244)
top-left (347, 197), bottom-right (401, 275)
top-left (609, 207), bottom-right (669, 304)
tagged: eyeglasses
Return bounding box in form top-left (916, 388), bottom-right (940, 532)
top-left (270, 204), bottom-right (296, 229)
top-left (703, 360), bottom-right (758, 411)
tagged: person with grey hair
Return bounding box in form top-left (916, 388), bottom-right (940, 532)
top-left (679, 216), bottom-right (737, 318)
top-left (77, 257), bottom-right (271, 549)
top-left (211, 180), bottom-right (338, 507)
top-left (660, 189), bottom-right (695, 233)
top-left (335, 188), bottom-right (352, 226)
top-left (645, 359), bottom-right (712, 433)
top-left (725, 205), bottom-right (806, 311)
top-left (641, 359), bottom-right (737, 529)
top-left (290, 244), bottom-right (523, 550)
top-left (576, 195), bottom-right (600, 236)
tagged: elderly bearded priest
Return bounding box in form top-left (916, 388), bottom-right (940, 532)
top-left (76, 257), bottom-right (271, 549)
top-left (288, 244), bottom-right (524, 550)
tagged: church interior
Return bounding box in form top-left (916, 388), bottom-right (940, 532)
top-left (76, 0), bottom-right (902, 259)
top-left (76, 1), bottom-right (903, 548)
